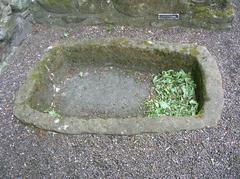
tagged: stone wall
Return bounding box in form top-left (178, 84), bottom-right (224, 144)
top-left (0, 0), bottom-right (32, 72)
top-left (31, 0), bottom-right (233, 29)
top-left (0, 0), bottom-right (234, 72)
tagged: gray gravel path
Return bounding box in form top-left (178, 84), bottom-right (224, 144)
top-left (0, 1), bottom-right (240, 178)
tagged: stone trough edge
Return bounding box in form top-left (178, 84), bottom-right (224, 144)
top-left (13, 38), bottom-right (224, 135)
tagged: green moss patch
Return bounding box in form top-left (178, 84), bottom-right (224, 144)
top-left (146, 70), bottom-right (198, 117)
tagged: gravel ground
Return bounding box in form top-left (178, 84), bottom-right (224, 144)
top-left (0, 1), bottom-right (240, 178)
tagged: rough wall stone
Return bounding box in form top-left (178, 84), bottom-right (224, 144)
top-left (31, 0), bottom-right (234, 29)
top-left (0, 1), bottom-right (12, 41)
top-left (0, 0), bottom-right (32, 70)
top-left (112, 0), bottom-right (189, 17)
top-left (0, 0), bottom-right (234, 72)
top-left (36, 0), bottom-right (110, 14)
top-left (10, 0), bottom-right (31, 12)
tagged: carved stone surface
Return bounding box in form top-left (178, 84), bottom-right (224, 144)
top-left (112, 0), bottom-right (189, 17)
top-left (14, 38), bottom-right (224, 135)
top-left (36, 0), bottom-right (110, 13)
top-left (30, 0), bottom-right (234, 29)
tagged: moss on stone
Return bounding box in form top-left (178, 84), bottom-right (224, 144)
top-left (37, 0), bottom-right (73, 13)
top-left (190, 47), bottom-right (199, 57)
top-left (30, 0), bottom-right (233, 29)
top-left (110, 38), bottom-right (130, 46)
top-left (14, 39), bottom-right (224, 134)
top-left (190, 3), bottom-right (233, 22)
top-left (112, 0), bottom-right (189, 17)
top-left (179, 47), bottom-right (188, 54)
top-left (47, 0), bottom-right (71, 8)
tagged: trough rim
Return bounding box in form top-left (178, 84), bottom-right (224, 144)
top-left (13, 38), bottom-right (224, 135)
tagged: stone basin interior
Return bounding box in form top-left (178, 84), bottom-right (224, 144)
top-left (29, 42), bottom-right (204, 119)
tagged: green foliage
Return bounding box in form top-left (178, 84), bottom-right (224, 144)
top-left (45, 108), bottom-right (62, 119)
top-left (106, 24), bottom-right (113, 33)
top-left (146, 70), bottom-right (198, 117)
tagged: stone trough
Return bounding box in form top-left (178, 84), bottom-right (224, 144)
top-left (13, 38), bottom-right (224, 135)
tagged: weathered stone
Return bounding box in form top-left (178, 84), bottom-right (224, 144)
top-left (30, 0), bottom-right (234, 29)
top-left (0, 29), bottom-right (5, 41)
top-left (0, 41), bottom-right (10, 74)
top-left (192, 0), bottom-right (207, 3)
top-left (0, 1), bottom-right (32, 73)
top-left (14, 38), bottom-right (224, 135)
top-left (0, 1), bottom-right (13, 41)
top-left (36, 0), bottom-right (74, 13)
top-left (0, 14), bottom-right (32, 44)
top-left (0, 41), bottom-right (8, 62)
top-left (10, 0), bottom-right (31, 12)
top-left (11, 16), bottom-right (32, 46)
top-left (0, 15), bottom-right (17, 41)
top-left (0, 61), bottom-right (8, 74)
top-left (0, 1), bottom-right (12, 17)
top-left (36, 0), bottom-right (110, 14)
top-left (112, 0), bottom-right (189, 17)
top-left (0, 0), bottom-right (32, 42)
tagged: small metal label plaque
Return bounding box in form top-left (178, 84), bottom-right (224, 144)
top-left (158, 13), bottom-right (179, 20)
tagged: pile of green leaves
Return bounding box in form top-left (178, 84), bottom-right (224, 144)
top-left (146, 70), bottom-right (199, 117)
